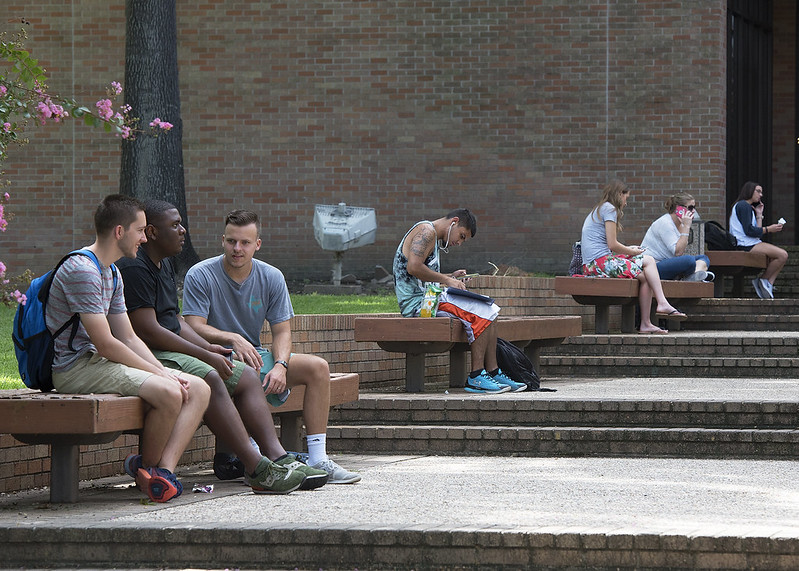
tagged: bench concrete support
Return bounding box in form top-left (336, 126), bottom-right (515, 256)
top-left (14, 432), bottom-right (124, 503)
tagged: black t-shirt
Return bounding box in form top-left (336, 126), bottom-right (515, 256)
top-left (116, 247), bottom-right (182, 335)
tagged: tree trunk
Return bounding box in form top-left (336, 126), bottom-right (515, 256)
top-left (120, 0), bottom-right (199, 279)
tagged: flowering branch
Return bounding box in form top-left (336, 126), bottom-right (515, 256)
top-left (0, 27), bottom-right (173, 306)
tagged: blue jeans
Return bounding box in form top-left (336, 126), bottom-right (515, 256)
top-left (655, 254), bottom-right (710, 280)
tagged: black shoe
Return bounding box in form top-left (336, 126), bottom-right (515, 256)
top-left (213, 452), bottom-right (245, 480)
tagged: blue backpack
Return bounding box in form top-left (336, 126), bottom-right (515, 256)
top-left (12, 250), bottom-right (117, 392)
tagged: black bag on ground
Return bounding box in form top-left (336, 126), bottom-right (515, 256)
top-left (705, 220), bottom-right (738, 250)
top-left (495, 337), bottom-right (555, 392)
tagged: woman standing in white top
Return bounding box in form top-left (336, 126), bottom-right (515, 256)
top-left (728, 181), bottom-right (788, 299)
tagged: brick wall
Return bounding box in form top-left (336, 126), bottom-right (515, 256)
top-left (772, 0), bottom-right (796, 245)
top-left (1, 0), bottom-right (729, 283)
top-left (0, 275), bottom-right (597, 494)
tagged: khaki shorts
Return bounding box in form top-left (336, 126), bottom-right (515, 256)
top-left (152, 350), bottom-right (247, 397)
top-left (52, 351), bottom-right (175, 396)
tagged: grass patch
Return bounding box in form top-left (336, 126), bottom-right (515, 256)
top-left (0, 293), bottom-right (398, 389)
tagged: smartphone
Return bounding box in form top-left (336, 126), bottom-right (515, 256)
top-left (675, 206), bottom-right (688, 217)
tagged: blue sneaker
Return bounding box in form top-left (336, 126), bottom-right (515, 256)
top-left (124, 453), bottom-right (143, 479)
top-left (464, 370), bottom-right (511, 394)
top-left (136, 467), bottom-right (183, 503)
top-left (492, 369), bottom-right (527, 392)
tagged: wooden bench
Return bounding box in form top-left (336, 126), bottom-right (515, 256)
top-left (555, 276), bottom-right (714, 334)
top-left (706, 251), bottom-right (768, 297)
top-left (354, 316), bottom-right (581, 392)
top-left (0, 372), bottom-right (359, 503)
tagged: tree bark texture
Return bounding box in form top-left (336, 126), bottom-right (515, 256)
top-left (120, 0), bottom-right (199, 278)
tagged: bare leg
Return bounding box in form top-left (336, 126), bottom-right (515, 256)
top-left (233, 367), bottom-right (287, 461)
top-left (751, 242), bottom-right (788, 284)
top-left (139, 373), bottom-right (210, 472)
top-left (640, 255), bottom-right (681, 314)
top-left (201, 371), bottom-right (263, 474)
top-left (137, 375), bottom-right (183, 468)
top-left (477, 322), bottom-right (499, 371)
top-left (285, 354), bottom-right (330, 435)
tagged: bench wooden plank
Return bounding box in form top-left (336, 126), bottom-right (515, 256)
top-left (355, 316), bottom-right (581, 392)
top-left (555, 276), bottom-right (713, 334)
top-left (0, 372), bottom-right (359, 503)
top-left (706, 251), bottom-right (768, 297)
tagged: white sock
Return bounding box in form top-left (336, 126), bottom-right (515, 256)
top-left (306, 433), bottom-right (328, 466)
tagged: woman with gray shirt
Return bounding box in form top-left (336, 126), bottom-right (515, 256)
top-left (581, 180), bottom-right (687, 334)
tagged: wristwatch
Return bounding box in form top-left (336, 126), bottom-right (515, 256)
top-left (275, 359), bottom-right (289, 370)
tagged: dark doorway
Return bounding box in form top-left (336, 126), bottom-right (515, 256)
top-left (726, 0), bottom-right (773, 218)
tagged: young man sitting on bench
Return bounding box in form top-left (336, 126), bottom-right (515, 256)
top-left (393, 208), bottom-right (526, 394)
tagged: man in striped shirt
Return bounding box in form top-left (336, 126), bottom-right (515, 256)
top-left (46, 194), bottom-right (210, 503)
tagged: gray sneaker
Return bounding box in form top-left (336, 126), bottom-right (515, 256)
top-left (312, 458), bottom-right (362, 484)
top-left (247, 457), bottom-right (306, 494)
top-left (752, 278), bottom-right (768, 299)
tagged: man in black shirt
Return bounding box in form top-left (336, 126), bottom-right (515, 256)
top-left (116, 200), bottom-right (327, 494)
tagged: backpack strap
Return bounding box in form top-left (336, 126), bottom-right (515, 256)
top-left (43, 249), bottom-right (118, 351)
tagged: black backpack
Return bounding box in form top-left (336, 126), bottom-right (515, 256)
top-left (496, 337), bottom-right (556, 392)
top-left (705, 221), bottom-right (738, 250)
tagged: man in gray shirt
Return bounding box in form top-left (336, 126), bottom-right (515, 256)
top-left (47, 194), bottom-right (211, 503)
top-left (183, 209), bottom-right (361, 484)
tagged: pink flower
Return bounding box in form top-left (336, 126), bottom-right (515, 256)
top-left (12, 290), bottom-right (27, 305)
top-left (37, 101), bottom-right (52, 119)
top-left (150, 117), bottom-right (173, 130)
top-left (96, 99), bottom-right (114, 121)
top-left (2, 122), bottom-right (10, 133)
top-left (3, 193), bottom-right (9, 200)
top-left (0, 261), bottom-right (5, 276)
top-left (0, 85), bottom-right (6, 96)
top-left (119, 125), bottom-right (132, 139)
top-left (111, 81), bottom-right (123, 95)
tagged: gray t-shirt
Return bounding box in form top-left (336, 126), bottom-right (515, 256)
top-left (641, 213), bottom-right (680, 262)
top-left (46, 254), bottom-right (126, 372)
top-left (580, 202), bottom-right (617, 264)
top-left (182, 255), bottom-right (294, 348)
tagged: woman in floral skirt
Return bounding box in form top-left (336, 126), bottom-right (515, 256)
top-left (580, 179), bottom-right (687, 334)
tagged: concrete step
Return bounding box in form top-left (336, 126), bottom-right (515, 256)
top-left (4, 456), bottom-right (799, 570)
top-left (547, 332), bottom-right (799, 357)
top-left (326, 392), bottom-right (799, 459)
top-left (536, 331), bottom-right (799, 377)
top-left (328, 424), bottom-right (799, 459)
top-left (680, 314), bottom-right (799, 331)
top-left (329, 394), bottom-right (799, 429)
top-left (680, 298), bottom-right (799, 330)
top-left (539, 354), bottom-right (799, 378)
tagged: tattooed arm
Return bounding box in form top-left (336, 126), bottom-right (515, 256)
top-left (404, 224), bottom-right (466, 290)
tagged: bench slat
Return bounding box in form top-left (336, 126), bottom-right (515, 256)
top-left (0, 373), bottom-right (360, 503)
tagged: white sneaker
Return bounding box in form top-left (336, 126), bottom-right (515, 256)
top-left (685, 271), bottom-right (707, 282)
top-left (761, 279), bottom-right (774, 299)
top-left (312, 458), bottom-right (362, 484)
top-left (752, 278), bottom-right (768, 299)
